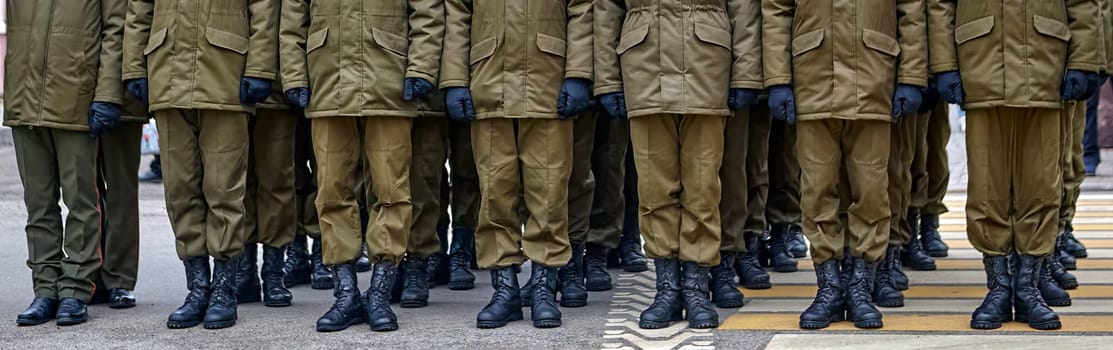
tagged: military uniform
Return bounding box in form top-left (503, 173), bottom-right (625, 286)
top-left (446, 120), bottom-right (481, 290)
top-left (914, 100), bottom-right (951, 258)
top-left (402, 93), bottom-right (450, 306)
top-left (7, 0), bottom-right (125, 326)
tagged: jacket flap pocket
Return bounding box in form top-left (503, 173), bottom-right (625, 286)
top-left (955, 16), bottom-right (994, 45)
top-left (792, 29), bottom-right (824, 57)
top-left (373, 28), bottom-right (409, 56)
top-left (1033, 15), bottom-right (1072, 42)
top-left (694, 22), bottom-right (731, 50)
top-left (616, 24), bottom-right (649, 55)
top-left (470, 37), bottom-right (498, 65)
top-left (862, 29), bottom-right (900, 57)
top-left (307, 28), bottom-right (328, 53)
top-left (206, 28), bottom-right (249, 55)
top-left (536, 33), bottom-right (567, 57)
top-left (143, 28), bottom-right (168, 56)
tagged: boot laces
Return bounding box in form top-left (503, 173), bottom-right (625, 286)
top-left (450, 252), bottom-right (470, 268)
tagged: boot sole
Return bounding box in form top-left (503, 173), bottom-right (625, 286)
top-left (311, 280), bottom-right (335, 290)
top-left (16, 317), bottom-right (52, 326)
top-left (533, 319), bottom-right (562, 328)
top-left (477, 313), bottom-right (524, 329)
top-left (743, 281), bottom-right (772, 290)
top-left (400, 300), bottom-right (429, 308)
top-left (773, 265), bottom-right (798, 273)
top-left (907, 264), bottom-right (937, 271)
top-left (689, 321), bottom-right (719, 329)
top-left (1029, 320), bottom-right (1063, 330)
top-left (876, 299), bottom-right (905, 308)
top-left (639, 320), bottom-right (673, 329)
top-left (1046, 298), bottom-right (1072, 307)
top-left (56, 316), bottom-right (87, 326)
top-left (799, 320), bottom-right (832, 329)
top-left (109, 300), bottom-right (137, 309)
top-left (167, 320), bottom-right (201, 329)
top-left (926, 251), bottom-right (948, 258)
top-left (203, 319), bottom-right (236, 329)
top-left (316, 317), bottom-right (367, 332)
top-left (853, 320), bottom-right (883, 329)
top-left (714, 299), bottom-right (745, 309)
top-left (449, 282), bottom-right (475, 290)
top-left (586, 283), bottom-right (613, 292)
top-left (622, 264), bottom-right (649, 273)
top-left (370, 322), bottom-right (399, 332)
top-left (970, 320), bottom-right (1004, 330)
top-left (264, 299), bottom-right (293, 308)
top-left (1060, 281), bottom-right (1079, 290)
top-left (1062, 263), bottom-right (1077, 271)
top-left (560, 299), bottom-right (588, 308)
top-left (790, 251), bottom-right (807, 259)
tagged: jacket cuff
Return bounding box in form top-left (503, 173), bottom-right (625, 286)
top-left (1067, 62), bottom-right (1105, 74)
top-left (93, 96), bottom-right (124, 105)
top-left (593, 84), bottom-right (623, 97)
top-left (405, 70), bottom-right (438, 86)
top-left (764, 77), bottom-right (792, 88)
top-left (730, 81), bottom-right (764, 90)
top-left (243, 69), bottom-right (276, 80)
top-left (121, 72), bottom-right (148, 81)
top-left (896, 76), bottom-right (928, 88)
top-left (564, 70), bottom-right (593, 81)
top-left (439, 79), bottom-right (469, 89)
top-left (929, 63), bottom-right (959, 75)
top-left (283, 80), bottom-right (309, 92)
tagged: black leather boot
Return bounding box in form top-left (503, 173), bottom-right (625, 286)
top-left (786, 224), bottom-right (807, 258)
top-left (168, 256), bottom-right (210, 329)
top-left (585, 243), bottom-right (613, 291)
top-left (476, 266), bottom-right (524, 328)
top-left (521, 266), bottom-right (535, 307)
top-left (639, 259), bottom-right (683, 329)
top-left (261, 245), bottom-right (293, 307)
top-left (283, 235), bottom-right (311, 287)
top-left (204, 257), bottom-right (238, 329)
top-left (799, 260), bottom-right (845, 329)
top-left (710, 252), bottom-right (744, 308)
top-left (17, 297), bottom-right (59, 326)
top-left (971, 255), bottom-right (1012, 329)
top-left (1058, 239), bottom-right (1078, 270)
top-left (681, 262), bottom-right (719, 329)
top-left (735, 234), bottom-right (771, 290)
top-left (427, 252), bottom-right (451, 288)
top-left (316, 263), bottom-right (366, 332)
top-left (618, 221), bottom-right (649, 273)
top-left (1048, 246), bottom-right (1079, 290)
top-left (845, 257), bottom-right (883, 329)
top-left (448, 228), bottom-right (477, 290)
top-left (354, 243), bottom-right (372, 273)
top-left (1039, 257), bottom-right (1072, 306)
top-left (401, 256), bottom-right (430, 308)
top-left (55, 298), bottom-right (88, 326)
top-left (236, 243), bottom-right (262, 304)
top-left (872, 246), bottom-right (904, 308)
top-left (530, 263), bottom-right (562, 328)
top-left (1061, 223), bottom-right (1088, 258)
top-left (108, 289), bottom-right (136, 309)
top-left (902, 235), bottom-right (937, 271)
top-left (366, 262), bottom-right (400, 331)
top-left (918, 213), bottom-right (949, 257)
top-left (558, 242), bottom-right (588, 308)
top-left (767, 224), bottom-right (798, 272)
top-left (310, 239), bottom-right (334, 290)
top-left (891, 248), bottom-right (909, 291)
top-left (1013, 254), bottom-right (1061, 330)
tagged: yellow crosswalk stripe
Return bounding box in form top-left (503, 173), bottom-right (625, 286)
top-left (720, 313), bottom-right (1113, 332)
top-left (740, 285), bottom-right (1113, 299)
top-left (796, 258), bottom-right (1113, 270)
top-left (940, 224), bottom-right (1113, 232)
top-left (945, 239), bottom-right (1113, 249)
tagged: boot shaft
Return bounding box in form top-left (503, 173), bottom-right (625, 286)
top-left (211, 257), bottom-right (240, 306)
top-left (368, 262), bottom-right (399, 307)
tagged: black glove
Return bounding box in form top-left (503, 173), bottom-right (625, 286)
top-left (934, 71), bottom-right (964, 105)
top-left (919, 80), bottom-right (940, 114)
top-left (445, 87), bottom-right (476, 122)
top-left (240, 77), bottom-right (273, 105)
top-left (1080, 72), bottom-right (1106, 101)
top-left (1061, 70), bottom-right (1091, 101)
top-left (728, 88), bottom-right (761, 111)
top-left (125, 78), bottom-right (149, 103)
top-left (404, 78), bottom-right (434, 101)
top-left (557, 78), bottom-right (592, 119)
top-left (598, 92), bottom-right (627, 119)
top-left (88, 102), bottom-right (122, 138)
top-left (767, 85), bottom-right (796, 124)
top-left (892, 84), bottom-right (924, 121)
top-left (285, 88), bottom-right (310, 109)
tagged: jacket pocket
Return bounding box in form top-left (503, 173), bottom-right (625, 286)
top-left (470, 37), bottom-right (497, 65)
top-left (693, 22), bottom-right (731, 51)
top-left (955, 16), bottom-right (994, 45)
top-left (206, 28), bottom-right (250, 55)
top-left (616, 24), bottom-right (650, 55)
top-left (792, 29), bottom-right (824, 57)
top-left (143, 28), bottom-right (168, 56)
top-left (536, 33), bottom-right (567, 58)
top-left (862, 29), bottom-right (900, 57)
top-left (372, 28), bottom-right (409, 57)
top-left (1033, 15), bottom-right (1071, 42)
top-left (307, 28), bottom-right (328, 54)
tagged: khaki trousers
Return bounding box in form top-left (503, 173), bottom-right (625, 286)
top-left (245, 109), bottom-right (297, 248)
top-left (568, 112), bottom-right (598, 243)
top-left (797, 119), bottom-right (890, 264)
top-left (922, 102), bottom-right (951, 215)
top-left (97, 122), bottom-right (143, 290)
top-left (450, 121), bottom-right (481, 231)
top-left (887, 116), bottom-right (916, 245)
top-left (1060, 101), bottom-right (1087, 227)
top-left (409, 117), bottom-right (449, 258)
top-left (313, 116), bottom-right (414, 265)
top-left (588, 114), bottom-right (629, 248)
top-left (631, 115), bottom-right (726, 266)
top-left (156, 109), bottom-right (249, 260)
top-left (15, 126), bottom-right (101, 301)
top-left (767, 119), bottom-right (802, 225)
top-left (295, 116), bottom-right (322, 239)
top-left (965, 107), bottom-right (1061, 257)
top-left (720, 107), bottom-right (770, 253)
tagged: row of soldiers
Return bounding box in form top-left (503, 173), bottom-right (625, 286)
top-left (5, 0), bottom-right (1103, 333)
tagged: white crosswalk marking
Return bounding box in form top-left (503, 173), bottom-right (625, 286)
top-left (600, 264), bottom-right (716, 350)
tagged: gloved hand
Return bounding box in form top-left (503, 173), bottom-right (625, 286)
top-left (1061, 70), bottom-right (1092, 101)
top-left (1080, 73), bottom-right (1107, 101)
top-left (125, 78), bottom-right (149, 103)
top-left (285, 88), bottom-right (310, 109)
top-left (598, 92), bottom-right (627, 119)
top-left (88, 102), bottom-right (122, 138)
top-left (934, 71), bottom-right (964, 105)
top-left (445, 87), bottom-right (475, 122)
top-left (557, 78), bottom-right (592, 119)
top-left (919, 80), bottom-right (939, 114)
top-left (728, 88), bottom-right (761, 111)
top-left (404, 78), bottom-right (434, 101)
top-left (240, 77), bottom-right (273, 105)
top-left (892, 84), bottom-right (924, 120)
top-left (767, 85), bottom-right (797, 124)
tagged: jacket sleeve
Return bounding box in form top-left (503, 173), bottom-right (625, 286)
top-left (121, 0), bottom-right (153, 81)
top-left (279, 0), bottom-right (310, 91)
top-left (896, 0), bottom-right (928, 87)
top-left (1066, 0), bottom-right (1105, 73)
top-left (95, 0), bottom-right (127, 104)
top-left (761, 0), bottom-right (793, 87)
top-left (592, 0), bottom-right (625, 96)
top-left (439, 0), bottom-right (472, 89)
top-left (728, 0), bottom-right (763, 89)
top-left (245, 0), bottom-right (279, 79)
top-left (565, 0), bottom-right (593, 81)
top-left (408, 0), bottom-right (445, 85)
top-left (926, 0), bottom-right (957, 73)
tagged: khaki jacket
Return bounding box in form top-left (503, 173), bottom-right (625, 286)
top-left (764, 0), bottom-right (928, 122)
top-left (928, 0), bottom-right (1103, 110)
top-left (441, 0), bottom-right (593, 119)
top-left (1102, 0), bottom-right (1113, 73)
top-left (123, 0), bottom-right (278, 113)
top-left (280, 0), bottom-right (444, 118)
top-left (594, 0), bottom-right (762, 118)
top-left (4, 0), bottom-right (126, 131)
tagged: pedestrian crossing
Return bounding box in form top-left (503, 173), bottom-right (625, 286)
top-left (719, 195), bottom-right (1113, 333)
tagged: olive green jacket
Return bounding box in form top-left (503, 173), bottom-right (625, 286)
top-left (441, 0), bottom-right (593, 119)
top-left (928, 0), bottom-right (1103, 110)
top-left (280, 0), bottom-right (445, 118)
top-left (594, 0), bottom-right (761, 118)
top-left (764, 0), bottom-right (928, 122)
top-left (1101, 0), bottom-right (1113, 73)
top-left (4, 0), bottom-right (126, 131)
top-left (122, 0), bottom-right (278, 113)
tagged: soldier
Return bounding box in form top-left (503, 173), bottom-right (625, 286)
top-left (284, 116), bottom-right (335, 291)
top-left (559, 108), bottom-right (601, 307)
top-left (717, 84), bottom-right (767, 307)
top-left (124, 0), bottom-right (276, 330)
top-left (281, 0), bottom-right (444, 333)
top-left (8, 0), bottom-right (125, 326)
top-left (446, 120), bottom-right (481, 291)
top-left (765, 0), bottom-right (927, 330)
top-left (400, 93), bottom-right (450, 308)
top-left (929, 0), bottom-right (1101, 330)
top-left (758, 115), bottom-right (805, 277)
top-left (732, 103), bottom-right (777, 291)
top-left (914, 99), bottom-right (951, 258)
top-left (597, 0), bottom-right (761, 330)
top-left (1058, 100), bottom-right (1094, 267)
